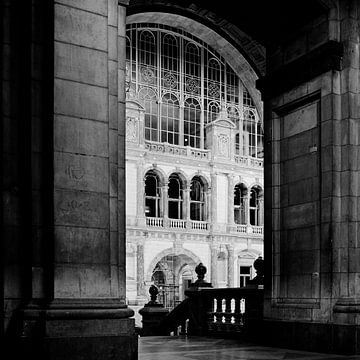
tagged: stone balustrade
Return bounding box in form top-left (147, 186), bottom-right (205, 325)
top-left (143, 140), bottom-right (263, 168)
top-left (139, 217), bottom-right (263, 235)
top-left (234, 155), bottom-right (263, 168)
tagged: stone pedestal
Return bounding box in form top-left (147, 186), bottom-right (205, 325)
top-left (138, 304), bottom-right (169, 336)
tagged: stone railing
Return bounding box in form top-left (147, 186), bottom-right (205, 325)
top-left (251, 226), bottom-right (264, 235)
top-left (146, 217), bottom-right (164, 227)
top-left (190, 220), bottom-right (209, 231)
top-left (145, 217), bottom-right (209, 231)
top-left (234, 155), bottom-right (263, 168)
top-left (169, 219), bottom-right (187, 229)
top-left (144, 140), bottom-right (210, 160)
top-left (143, 141), bottom-right (263, 168)
top-left (139, 260), bottom-right (264, 338)
top-left (228, 224), bottom-right (263, 235)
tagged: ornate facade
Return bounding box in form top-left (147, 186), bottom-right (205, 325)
top-left (125, 24), bottom-right (264, 307)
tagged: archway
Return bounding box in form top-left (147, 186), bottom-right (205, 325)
top-left (149, 251), bottom-right (199, 309)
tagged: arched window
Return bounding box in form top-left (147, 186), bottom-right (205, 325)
top-left (126, 24), bottom-right (260, 150)
top-left (243, 108), bottom-right (263, 158)
top-left (250, 186), bottom-right (262, 226)
top-left (144, 171), bottom-right (161, 217)
top-left (234, 183), bottom-right (247, 225)
top-left (140, 87), bottom-right (158, 142)
top-left (190, 176), bottom-right (206, 221)
top-left (161, 93), bottom-right (180, 144)
top-left (184, 98), bottom-right (201, 148)
top-left (139, 30), bottom-right (157, 86)
top-left (168, 174), bottom-right (183, 219)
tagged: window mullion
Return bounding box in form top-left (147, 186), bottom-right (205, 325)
top-left (200, 46), bottom-right (205, 149)
top-left (157, 30), bottom-right (162, 141)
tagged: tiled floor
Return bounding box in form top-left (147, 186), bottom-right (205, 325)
top-left (139, 336), bottom-right (360, 360)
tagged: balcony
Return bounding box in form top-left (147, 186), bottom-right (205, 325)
top-left (145, 217), bottom-right (209, 231)
top-left (144, 217), bottom-right (263, 235)
top-left (227, 224), bottom-right (263, 236)
top-left (144, 141), bottom-right (210, 160)
top-left (144, 140), bottom-right (263, 169)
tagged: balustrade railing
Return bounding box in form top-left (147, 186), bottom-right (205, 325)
top-left (204, 287), bottom-right (263, 335)
top-left (227, 224), bottom-right (263, 235)
top-left (144, 141), bottom-right (263, 167)
top-left (146, 217), bottom-right (164, 227)
top-left (144, 140), bottom-right (210, 160)
top-left (169, 219), bottom-right (187, 229)
top-left (190, 220), bottom-right (208, 231)
top-left (252, 226), bottom-right (263, 235)
top-left (234, 155), bottom-right (263, 168)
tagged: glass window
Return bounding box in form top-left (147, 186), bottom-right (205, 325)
top-left (234, 184), bottom-right (247, 225)
top-left (125, 24), bottom-right (261, 151)
top-left (250, 186), bottom-right (262, 226)
top-left (239, 265), bottom-right (252, 288)
top-left (168, 174), bottom-right (183, 219)
top-left (190, 176), bottom-right (206, 221)
top-left (145, 171), bottom-right (161, 217)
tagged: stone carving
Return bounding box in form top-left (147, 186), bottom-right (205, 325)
top-left (217, 134), bottom-right (229, 157)
top-left (65, 165), bottom-right (85, 180)
top-left (126, 117), bottom-right (138, 142)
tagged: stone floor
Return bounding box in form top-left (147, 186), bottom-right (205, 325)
top-left (139, 336), bottom-right (360, 360)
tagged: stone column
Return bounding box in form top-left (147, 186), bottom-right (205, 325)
top-left (20, 2), bottom-right (137, 359)
top-left (227, 173), bottom-right (234, 225)
top-left (258, 195), bottom-right (264, 226)
top-left (162, 185), bottom-right (168, 226)
top-left (210, 172), bottom-right (217, 225)
top-left (227, 245), bottom-right (235, 287)
top-left (136, 160), bottom-right (145, 226)
top-left (184, 186), bottom-right (190, 226)
top-left (210, 244), bottom-right (218, 288)
top-left (136, 243), bottom-right (146, 302)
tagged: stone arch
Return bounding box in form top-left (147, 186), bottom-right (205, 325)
top-left (188, 172), bottom-right (211, 190)
top-left (126, 11), bottom-right (263, 124)
top-left (143, 165), bottom-right (167, 187)
top-left (145, 247), bottom-right (203, 282)
top-left (166, 169), bottom-right (189, 189)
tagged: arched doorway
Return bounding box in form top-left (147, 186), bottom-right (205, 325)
top-left (151, 253), bottom-right (196, 309)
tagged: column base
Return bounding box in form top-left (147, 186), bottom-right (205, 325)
top-left (17, 301), bottom-right (138, 360)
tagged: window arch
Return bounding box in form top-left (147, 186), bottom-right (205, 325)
top-left (168, 174), bottom-right (184, 219)
top-left (144, 170), bottom-right (162, 217)
top-left (126, 24), bottom-right (260, 151)
top-left (234, 183), bottom-right (247, 225)
top-left (190, 176), bottom-right (206, 221)
top-left (249, 186), bottom-right (262, 226)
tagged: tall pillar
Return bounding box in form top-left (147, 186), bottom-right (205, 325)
top-left (227, 245), bottom-right (235, 287)
top-left (210, 244), bottom-right (218, 288)
top-left (20, 1), bottom-right (137, 359)
top-left (256, 0), bottom-right (360, 353)
top-left (162, 185), bottom-right (168, 225)
top-left (136, 160), bottom-right (145, 226)
top-left (210, 172), bottom-right (217, 225)
top-left (136, 243), bottom-right (146, 303)
top-left (227, 173), bottom-right (234, 225)
top-left (184, 185), bottom-right (190, 225)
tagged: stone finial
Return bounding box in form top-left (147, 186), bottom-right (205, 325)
top-left (247, 256), bottom-right (264, 286)
top-left (148, 284), bottom-right (159, 304)
top-left (195, 263), bottom-right (207, 281)
top-left (188, 263), bottom-right (212, 289)
top-left (253, 256), bottom-right (264, 277)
